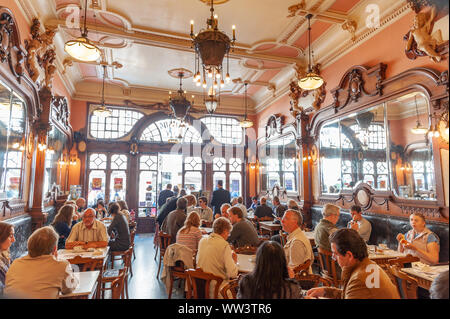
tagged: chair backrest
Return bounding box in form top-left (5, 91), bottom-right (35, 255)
top-left (234, 246), bottom-right (257, 255)
top-left (220, 277), bottom-right (240, 299)
top-left (130, 230), bottom-right (136, 246)
top-left (317, 247), bottom-right (339, 287)
top-left (388, 265), bottom-right (418, 299)
top-left (185, 268), bottom-right (224, 299)
top-left (110, 267), bottom-right (127, 299)
top-left (294, 271), bottom-right (333, 290)
top-left (158, 232), bottom-right (172, 253)
top-left (292, 259), bottom-right (312, 275)
top-left (388, 255), bottom-right (420, 268)
top-left (258, 216), bottom-right (273, 222)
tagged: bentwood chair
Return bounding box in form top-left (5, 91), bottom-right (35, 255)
top-left (100, 266), bottom-right (128, 299)
top-left (388, 255), bottom-right (420, 268)
top-left (130, 229), bottom-right (136, 261)
top-left (220, 277), bottom-right (240, 299)
top-left (110, 245), bottom-right (134, 277)
top-left (154, 223), bottom-right (160, 261)
top-left (168, 260), bottom-right (188, 299)
top-left (292, 259), bottom-right (312, 275)
top-left (102, 247), bottom-right (132, 299)
top-left (156, 232), bottom-right (172, 279)
top-left (317, 247), bottom-right (341, 287)
top-left (294, 271), bottom-right (333, 290)
top-left (388, 265), bottom-right (418, 299)
top-left (185, 268), bottom-right (224, 299)
top-left (111, 275), bottom-right (126, 299)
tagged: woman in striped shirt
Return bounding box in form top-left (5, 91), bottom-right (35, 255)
top-left (176, 211), bottom-right (203, 253)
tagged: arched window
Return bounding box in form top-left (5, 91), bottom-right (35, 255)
top-left (140, 119), bottom-right (202, 143)
top-left (89, 107), bottom-right (144, 139)
top-left (201, 116), bottom-right (243, 144)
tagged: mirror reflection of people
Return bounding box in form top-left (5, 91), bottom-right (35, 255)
top-left (347, 205), bottom-right (372, 243)
top-left (396, 212), bottom-right (440, 265)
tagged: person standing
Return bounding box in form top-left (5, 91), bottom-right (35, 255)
top-left (210, 180), bottom-right (231, 217)
top-left (158, 184), bottom-right (174, 209)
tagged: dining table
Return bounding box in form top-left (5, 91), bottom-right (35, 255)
top-left (367, 247), bottom-right (407, 265)
top-left (59, 270), bottom-right (100, 299)
top-left (200, 227), bottom-right (213, 234)
top-left (400, 263), bottom-right (449, 290)
top-left (57, 247), bottom-right (110, 271)
top-left (259, 221), bottom-right (282, 237)
top-left (236, 253), bottom-right (256, 273)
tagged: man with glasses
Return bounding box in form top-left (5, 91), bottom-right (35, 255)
top-left (65, 208), bottom-right (108, 249)
top-left (197, 196), bottom-right (213, 226)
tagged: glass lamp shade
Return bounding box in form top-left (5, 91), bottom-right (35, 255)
top-left (93, 105), bottom-right (112, 118)
top-left (64, 36), bottom-right (101, 62)
top-left (298, 72), bottom-right (324, 90)
top-left (240, 118), bottom-right (253, 128)
top-left (410, 122), bottom-right (428, 135)
top-left (205, 98), bottom-right (218, 114)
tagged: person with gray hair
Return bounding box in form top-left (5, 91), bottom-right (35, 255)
top-left (281, 210), bottom-right (314, 275)
top-left (429, 270), bottom-right (449, 299)
top-left (196, 217), bottom-right (238, 298)
top-left (254, 197), bottom-right (273, 219)
top-left (314, 203), bottom-right (340, 251)
top-left (215, 203), bottom-right (231, 220)
top-left (65, 208), bottom-right (108, 249)
top-left (4, 226), bottom-right (78, 298)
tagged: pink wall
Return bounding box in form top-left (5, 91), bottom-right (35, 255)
top-left (256, 10), bottom-right (449, 136)
top-left (0, 0), bottom-right (31, 47)
top-left (70, 100), bottom-right (88, 132)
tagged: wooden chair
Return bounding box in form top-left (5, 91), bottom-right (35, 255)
top-left (388, 265), bottom-right (418, 299)
top-left (234, 245), bottom-right (257, 255)
top-left (102, 247), bottom-right (132, 299)
top-left (317, 247), bottom-right (341, 287)
top-left (154, 223), bottom-right (160, 261)
top-left (130, 229), bottom-right (136, 261)
top-left (388, 255), bottom-right (420, 268)
top-left (279, 231), bottom-right (288, 246)
top-left (294, 271), bottom-right (333, 290)
top-left (157, 232), bottom-right (172, 279)
top-left (292, 259), bottom-right (312, 275)
top-left (110, 245), bottom-right (134, 277)
top-left (257, 216), bottom-right (274, 236)
top-left (100, 266), bottom-right (127, 299)
top-left (185, 268), bottom-right (224, 299)
top-left (168, 260), bottom-right (188, 299)
top-left (220, 277), bottom-right (240, 299)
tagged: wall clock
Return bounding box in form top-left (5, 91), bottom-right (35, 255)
top-left (77, 140), bottom-right (87, 153)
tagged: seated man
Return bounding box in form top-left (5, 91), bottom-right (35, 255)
top-left (272, 196), bottom-right (287, 218)
top-left (307, 229), bottom-right (399, 299)
top-left (314, 203), bottom-right (340, 251)
top-left (228, 206), bottom-right (259, 248)
top-left (248, 196), bottom-right (259, 211)
top-left (196, 196), bottom-right (213, 226)
top-left (236, 197), bottom-right (248, 218)
top-left (254, 197), bottom-right (273, 219)
top-left (161, 197), bottom-right (188, 242)
top-left (347, 205), bottom-right (372, 242)
top-left (196, 217), bottom-right (238, 298)
top-left (65, 208), bottom-right (108, 249)
top-left (281, 210), bottom-right (314, 274)
top-left (5, 226), bottom-right (79, 299)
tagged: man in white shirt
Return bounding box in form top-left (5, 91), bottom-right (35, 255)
top-left (196, 217), bottom-right (238, 298)
top-left (66, 208), bottom-right (108, 249)
top-left (196, 196), bottom-right (213, 225)
top-left (347, 205), bottom-right (372, 242)
top-left (281, 209), bottom-right (314, 276)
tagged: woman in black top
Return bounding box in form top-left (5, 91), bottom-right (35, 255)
top-left (51, 205), bottom-right (77, 249)
top-left (107, 203), bottom-right (130, 251)
top-left (237, 241), bottom-right (302, 299)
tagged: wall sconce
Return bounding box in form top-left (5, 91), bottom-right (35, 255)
top-left (249, 163), bottom-right (256, 170)
top-left (69, 154), bottom-right (78, 166)
top-left (427, 112), bottom-right (440, 139)
top-left (12, 137), bottom-right (25, 151)
top-left (58, 154), bottom-right (67, 167)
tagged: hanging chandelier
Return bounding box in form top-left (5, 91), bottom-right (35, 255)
top-left (93, 65), bottom-right (112, 118)
top-left (298, 14), bottom-right (324, 91)
top-left (168, 69), bottom-right (194, 121)
top-left (410, 95), bottom-right (428, 134)
top-left (240, 83), bottom-right (253, 128)
top-left (190, 0), bottom-right (236, 114)
top-left (64, 0), bottom-right (101, 62)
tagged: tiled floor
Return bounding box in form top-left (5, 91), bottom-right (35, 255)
top-left (124, 233), bottom-right (185, 299)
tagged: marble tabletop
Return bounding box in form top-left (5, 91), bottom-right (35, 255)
top-left (59, 270), bottom-right (100, 299)
top-left (57, 247), bottom-right (109, 260)
top-left (236, 254), bottom-right (256, 273)
top-left (401, 263), bottom-right (449, 282)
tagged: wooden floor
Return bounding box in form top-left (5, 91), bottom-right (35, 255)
top-left (124, 233), bottom-right (185, 299)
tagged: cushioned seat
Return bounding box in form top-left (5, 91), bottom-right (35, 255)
top-left (310, 207), bottom-right (448, 263)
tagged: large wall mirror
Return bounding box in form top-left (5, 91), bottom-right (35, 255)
top-left (386, 92), bottom-right (436, 200)
top-left (258, 133), bottom-right (298, 194)
top-left (319, 92), bottom-right (437, 201)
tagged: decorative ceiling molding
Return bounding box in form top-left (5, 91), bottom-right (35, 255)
top-left (62, 57), bottom-right (123, 74)
top-left (232, 78), bottom-right (276, 97)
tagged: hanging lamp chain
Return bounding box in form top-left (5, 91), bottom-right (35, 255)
top-left (101, 65), bottom-right (106, 106)
top-left (307, 14), bottom-right (312, 73)
top-left (414, 95), bottom-right (421, 125)
top-left (244, 82), bottom-right (248, 120)
top-left (82, 0), bottom-right (88, 37)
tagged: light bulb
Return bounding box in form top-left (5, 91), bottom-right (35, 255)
top-left (208, 70), bottom-right (213, 78)
top-left (196, 81), bottom-right (201, 87)
top-left (12, 142), bottom-right (20, 149)
top-left (434, 130), bottom-right (440, 138)
top-left (428, 130), bottom-right (434, 139)
top-left (213, 81), bottom-right (218, 89)
top-left (225, 73), bottom-right (231, 83)
top-left (202, 81), bottom-right (207, 88)
top-left (220, 80), bottom-right (225, 88)
top-left (216, 73), bottom-right (221, 79)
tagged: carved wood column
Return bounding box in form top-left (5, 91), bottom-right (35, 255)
top-left (128, 152), bottom-right (139, 211)
top-left (30, 87), bottom-right (52, 230)
top-left (297, 112), bottom-right (313, 228)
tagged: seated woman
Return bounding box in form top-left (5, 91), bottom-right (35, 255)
top-left (237, 241), bottom-right (302, 299)
top-left (51, 205), bottom-right (77, 250)
top-left (176, 211), bottom-right (203, 254)
top-left (95, 200), bottom-right (108, 219)
top-left (214, 203), bottom-right (231, 220)
top-left (117, 200), bottom-right (131, 223)
top-left (0, 222), bottom-right (15, 295)
top-left (107, 203), bottom-right (131, 252)
top-left (397, 212), bottom-right (440, 265)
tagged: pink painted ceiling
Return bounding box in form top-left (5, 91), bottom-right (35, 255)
top-left (292, 20), bottom-right (333, 49)
top-left (78, 64), bottom-right (97, 78)
top-left (247, 69), bottom-right (280, 95)
top-left (328, 0), bottom-right (361, 13)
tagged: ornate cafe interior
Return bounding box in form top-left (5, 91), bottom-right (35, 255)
top-left (0, 0), bottom-right (449, 301)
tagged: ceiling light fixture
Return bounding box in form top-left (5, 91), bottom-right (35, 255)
top-left (93, 65), bottom-right (112, 118)
top-left (190, 0), bottom-right (236, 114)
top-left (298, 14), bottom-right (324, 91)
top-left (169, 70), bottom-right (194, 121)
top-left (64, 0), bottom-right (101, 62)
top-left (411, 95), bottom-right (428, 135)
top-left (240, 83), bottom-right (253, 128)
